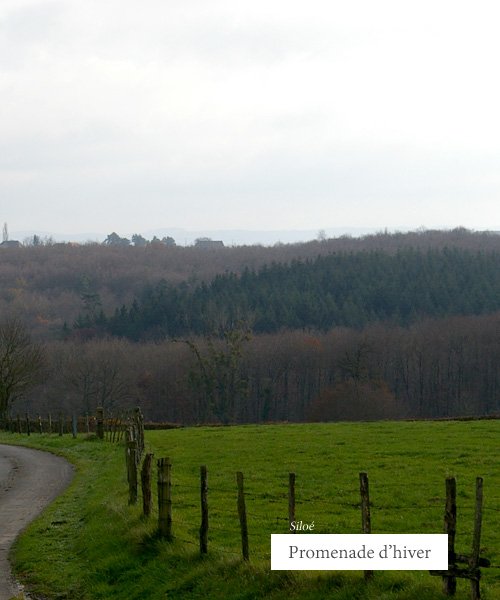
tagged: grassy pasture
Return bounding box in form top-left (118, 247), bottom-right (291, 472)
top-left (3, 420), bottom-right (500, 599)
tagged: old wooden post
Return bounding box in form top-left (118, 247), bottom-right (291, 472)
top-left (469, 477), bottom-right (483, 600)
top-left (72, 414), bottom-right (77, 439)
top-left (360, 471), bottom-right (373, 581)
top-left (443, 477), bottom-right (457, 595)
top-left (430, 476), bottom-right (490, 596)
top-left (200, 465), bottom-right (209, 554)
top-left (25, 413), bottom-right (30, 436)
top-left (58, 411), bottom-right (63, 436)
top-left (125, 427), bottom-right (132, 482)
top-left (127, 437), bottom-right (138, 505)
top-left (141, 452), bottom-right (154, 517)
top-left (134, 407), bottom-right (145, 457)
top-left (289, 472), bottom-right (296, 533)
top-left (38, 415), bottom-right (43, 434)
top-left (47, 412), bottom-right (52, 434)
top-left (16, 413), bottom-right (21, 434)
top-left (85, 412), bottom-right (90, 434)
top-left (237, 471), bottom-right (249, 561)
top-left (158, 457), bottom-right (172, 539)
top-left (97, 406), bottom-right (104, 439)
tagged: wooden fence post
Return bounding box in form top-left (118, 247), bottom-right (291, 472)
top-left (134, 407), bottom-right (145, 457)
top-left (26, 413), bottom-right (30, 436)
top-left (470, 477), bottom-right (483, 600)
top-left (237, 471), bottom-right (249, 561)
top-left (200, 465), bottom-right (209, 554)
top-left (72, 414), bottom-right (77, 439)
top-left (127, 436), bottom-right (138, 505)
top-left (38, 415), bottom-right (43, 434)
top-left (47, 412), bottom-right (52, 434)
top-left (158, 457), bottom-right (172, 539)
top-left (443, 477), bottom-right (457, 595)
top-left (125, 428), bottom-right (132, 482)
top-left (141, 453), bottom-right (154, 517)
top-left (430, 476), bottom-right (490, 595)
top-left (97, 407), bottom-right (104, 439)
top-left (289, 472), bottom-right (296, 533)
top-left (360, 471), bottom-right (373, 581)
top-left (58, 411), bottom-right (63, 436)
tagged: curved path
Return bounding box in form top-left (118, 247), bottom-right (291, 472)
top-left (0, 444), bottom-right (75, 599)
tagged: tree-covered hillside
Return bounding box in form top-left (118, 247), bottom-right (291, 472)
top-left (79, 247), bottom-right (500, 339)
top-left (3, 228), bottom-right (500, 425)
top-left (2, 227), bottom-right (500, 339)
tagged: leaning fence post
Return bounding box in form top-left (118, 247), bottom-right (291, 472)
top-left (141, 453), bottom-right (154, 517)
top-left (158, 457), bottom-right (172, 539)
top-left (200, 465), bottom-right (209, 554)
top-left (237, 471), bottom-right (249, 561)
top-left (289, 472), bottom-right (296, 533)
top-left (443, 477), bottom-right (457, 595)
top-left (360, 471), bottom-right (373, 581)
top-left (470, 477), bottom-right (483, 600)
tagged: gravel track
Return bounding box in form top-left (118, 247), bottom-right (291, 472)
top-left (0, 445), bottom-right (74, 599)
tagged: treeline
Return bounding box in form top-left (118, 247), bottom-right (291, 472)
top-left (17, 312), bottom-right (500, 424)
top-left (75, 247), bottom-right (500, 339)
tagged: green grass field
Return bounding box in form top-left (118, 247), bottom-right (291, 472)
top-left (2, 420), bottom-right (500, 599)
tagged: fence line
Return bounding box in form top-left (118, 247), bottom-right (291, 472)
top-left (5, 406), bottom-right (145, 441)
top-left (126, 448), bottom-right (493, 598)
top-left (5, 410), bottom-right (494, 596)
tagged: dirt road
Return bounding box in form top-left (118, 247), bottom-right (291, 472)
top-left (0, 444), bottom-right (75, 599)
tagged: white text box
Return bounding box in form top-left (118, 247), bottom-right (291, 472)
top-left (271, 534), bottom-right (448, 570)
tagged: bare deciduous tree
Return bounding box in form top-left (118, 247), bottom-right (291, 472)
top-left (56, 340), bottom-right (135, 414)
top-left (0, 321), bottom-right (47, 427)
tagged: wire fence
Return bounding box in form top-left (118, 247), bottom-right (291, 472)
top-left (121, 430), bottom-right (500, 600)
top-left (11, 408), bottom-right (498, 597)
top-left (130, 456), bottom-right (492, 545)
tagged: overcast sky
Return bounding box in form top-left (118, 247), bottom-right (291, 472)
top-left (2, 0), bottom-right (500, 240)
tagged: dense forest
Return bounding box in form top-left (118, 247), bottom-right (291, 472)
top-left (75, 247), bottom-right (500, 339)
top-left (3, 227), bottom-right (500, 424)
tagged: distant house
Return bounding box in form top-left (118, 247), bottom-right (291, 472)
top-left (0, 240), bottom-right (21, 248)
top-left (195, 239), bottom-right (224, 249)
